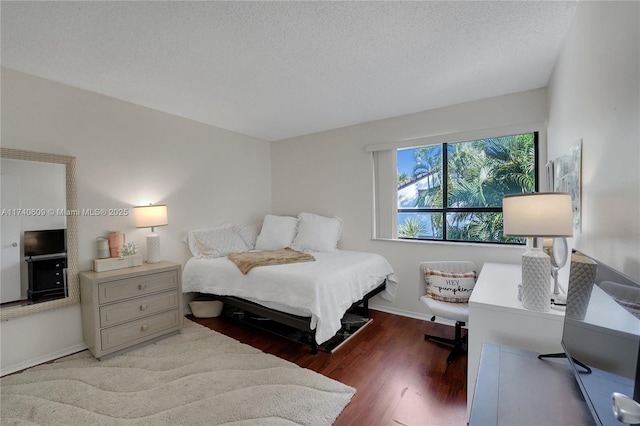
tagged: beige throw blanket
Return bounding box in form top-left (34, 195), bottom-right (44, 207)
top-left (228, 247), bottom-right (315, 274)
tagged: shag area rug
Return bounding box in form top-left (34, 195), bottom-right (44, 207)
top-left (1, 319), bottom-right (355, 425)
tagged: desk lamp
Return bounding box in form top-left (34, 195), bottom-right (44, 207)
top-left (133, 204), bottom-right (168, 264)
top-left (503, 193), bottom-right (573, 311)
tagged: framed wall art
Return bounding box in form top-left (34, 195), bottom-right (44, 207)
top-left (554, 140), bottom-right (582, 232)
top-left (545, 160), bottom-right (555, 192)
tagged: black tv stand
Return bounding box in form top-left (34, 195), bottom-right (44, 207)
top-left (26, 254), bottom-right (67, 303)
top-left (538, 352), bottom-right (592, 374)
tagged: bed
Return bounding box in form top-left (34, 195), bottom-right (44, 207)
top-left (182, 249), bottom-right (398, 353)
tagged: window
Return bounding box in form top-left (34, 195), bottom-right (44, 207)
top-left (370, 130), bottom-right (539, 244)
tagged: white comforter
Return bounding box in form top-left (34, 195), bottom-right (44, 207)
top-left (182, 250), bottom-right (398, 344)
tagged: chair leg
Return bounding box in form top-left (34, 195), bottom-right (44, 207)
top-left (424, 334), bottom-right (457, 346)
top-left (424, 320), bottom-right (467, 363)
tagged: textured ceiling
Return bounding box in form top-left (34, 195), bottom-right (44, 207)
top-left (1, 1), bottom-right (577, 141)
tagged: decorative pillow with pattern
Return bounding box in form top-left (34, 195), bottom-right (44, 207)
top-left (184, 223), bottom-right (232, 258)
top-left (425, 268), bottom-right (477, 303)
top-left (192, 227), bottom-right (249, 258)
top-left (233, 224), bottom-right (261, 250)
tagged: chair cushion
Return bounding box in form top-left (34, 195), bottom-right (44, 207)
top-left (420, 295), bottom-right (469, 323)
top-left (425, 268), bottom-right (476, 303)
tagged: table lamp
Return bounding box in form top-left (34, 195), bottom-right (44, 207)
top-left (503, 193), bottom-right (573, 311)
top-left (133, 204), bottom-right (168, 264)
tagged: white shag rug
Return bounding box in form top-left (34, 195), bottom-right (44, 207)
top-left (1, 319), bottom-right (355, 425)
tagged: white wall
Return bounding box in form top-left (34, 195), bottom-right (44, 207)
top-left (271, 89), bottom-right (548, 318)
top-left (1, 68), bottom-right (272, 374)
top-left (547, 1), bottom-right (640, 280)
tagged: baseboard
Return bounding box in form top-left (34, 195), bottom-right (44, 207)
top-left (1, 342), bottom-right (87, 377)
top-left (368, 303), bottom-right (457, 327)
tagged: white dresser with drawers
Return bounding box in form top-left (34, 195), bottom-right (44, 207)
top-left (80, 261), bottom-right (182, 359)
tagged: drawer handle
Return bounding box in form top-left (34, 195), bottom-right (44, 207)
top-left (139, 283), bottom-right (146, 290)
top-left (141, 324), bottom-right (149, 332)
top-left (140, 304), bottom-right (148, 311)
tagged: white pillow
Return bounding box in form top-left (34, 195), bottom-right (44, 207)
top-left (254, 215), bottom-right (298, 251)
top-left (184, 223), bottom-right (231, 258)
top-left (233, 224), bottom-right (261, 249)
top-left (191, 227), bottom-right (249, 258)
top-left (291, 212), bottom-right (342, 252)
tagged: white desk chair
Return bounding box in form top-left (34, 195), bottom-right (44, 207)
top-left (419, 261), bottom-right (477, 363)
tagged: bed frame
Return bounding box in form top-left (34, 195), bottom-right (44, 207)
top-left (212, 279), bottom-right (388, 354)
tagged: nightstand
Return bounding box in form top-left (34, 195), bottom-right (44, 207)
top-left (79, 261), bottom-right (182, 359)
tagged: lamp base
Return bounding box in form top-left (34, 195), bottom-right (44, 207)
top-left (521, 248), bottom-right (551, 312)
top-left (146, 232), bottom-right (161, 264)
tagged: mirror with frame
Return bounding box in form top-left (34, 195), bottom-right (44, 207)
top-left (0, 148), bottom-right (78, 321)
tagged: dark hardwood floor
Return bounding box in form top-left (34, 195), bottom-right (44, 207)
top-left (190, 309), bottom-right (468, 426)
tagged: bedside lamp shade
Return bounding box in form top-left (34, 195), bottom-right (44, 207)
top-left (134, 204), bottom-right (168, 264)
top-left (134, 204), bottom-right (168, 230)
top-left (503, 193), bottom-right (572, 311)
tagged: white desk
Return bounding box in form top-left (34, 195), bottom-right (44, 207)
top-left (467, 262), bottom-right (566, 416)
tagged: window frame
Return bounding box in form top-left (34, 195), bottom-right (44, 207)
top-left (396, 132), bottom-right (539, 244)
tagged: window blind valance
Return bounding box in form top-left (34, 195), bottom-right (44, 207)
top-left (365, 122), bottom-right (545, 152)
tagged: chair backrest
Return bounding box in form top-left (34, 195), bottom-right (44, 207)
top-left (419, 261), bottom-right (477, 297)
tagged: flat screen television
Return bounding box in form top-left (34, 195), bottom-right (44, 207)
top-left (23, 229), bottom-right (66, 257)
top-left (562, 249), bottom-right (640, 426)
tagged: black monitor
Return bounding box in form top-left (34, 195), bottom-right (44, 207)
top-left (23, 229), bottom-right (66, 257)
top-left (562, 250), bottom-right (640, 426)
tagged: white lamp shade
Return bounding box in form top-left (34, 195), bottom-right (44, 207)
top-left (134, 204), bottom-right (168, 229)
top-left (503, 193), bottom-right (573, 237)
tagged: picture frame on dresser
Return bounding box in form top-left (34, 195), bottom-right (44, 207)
top-left (79, 261), bottom-right (182, 359)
